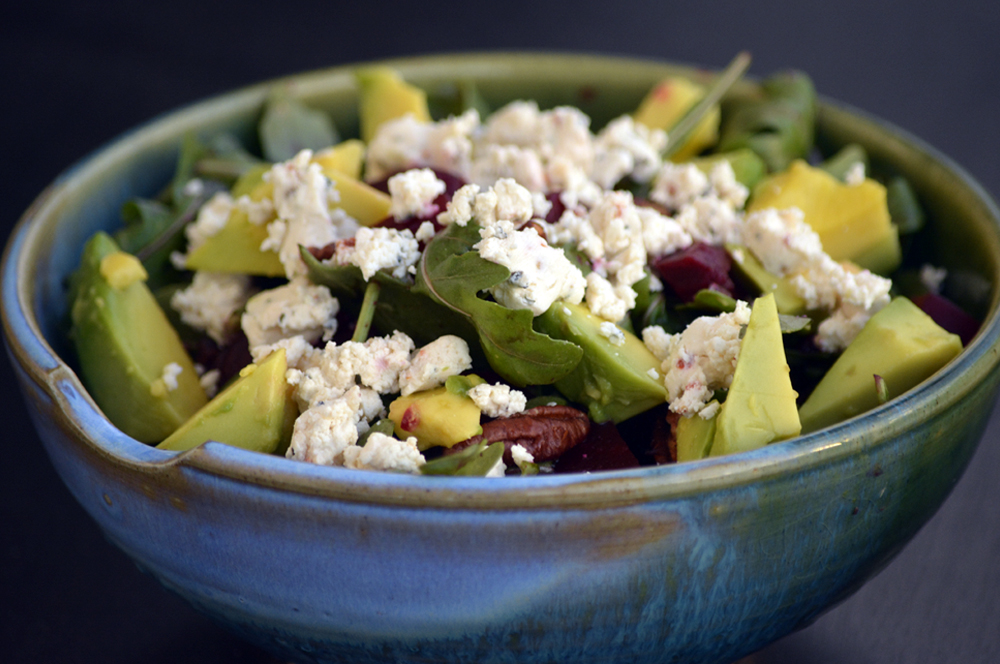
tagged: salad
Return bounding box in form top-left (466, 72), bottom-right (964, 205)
top-left (67, 55), bottom-right (978, 476)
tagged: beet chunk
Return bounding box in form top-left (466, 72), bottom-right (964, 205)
top-left (913, 293), bottom-right (980, 346)
top-left (553, 421), bottom-right (640, 473)
top-left (652, 242), bottom-right (735, 302)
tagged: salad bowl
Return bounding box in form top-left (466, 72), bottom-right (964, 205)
top-left (3, 52), bottom-right (1000, 664)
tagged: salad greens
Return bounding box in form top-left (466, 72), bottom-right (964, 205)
top-left (65, 57), bottom-right (976, 476)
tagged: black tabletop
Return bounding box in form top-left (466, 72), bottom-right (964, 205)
top-left (3, 1), bottom-right (999, 662)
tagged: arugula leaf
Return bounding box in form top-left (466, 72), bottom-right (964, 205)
top-left (301, 247), bottom-right (481, 352)
top-left (414, 223), bottom-right (583, 387)
top-left (420, 442), bottom-right (505, 477)
top-left (259, 90), bottom-right (339, 162)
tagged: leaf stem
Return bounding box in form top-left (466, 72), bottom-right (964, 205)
top-left (352, 280), bottom-right (382, 343)
top-left (663, 51), bottom-right (752, 159)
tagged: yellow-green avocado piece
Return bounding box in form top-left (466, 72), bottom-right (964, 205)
top-left (710, 294), bottom-right (801, 457)
top-left (798, 297), bottom-right (962, 433)
top-left (534, 301), bottom-right (667, 423)
top-left (633, 75), bottom-right (720, 161)
top-left (356, 66), bottom-right (432, 144)
top-left (388, 375), bottom-right (485, 450)
top-left (676, 403), bottom-right (719, 462)
top-left (747, 159), bottom-right (901, 275)
top-left (158, 348), bottom-right (297, 453)
top-left (184, 165), bottom-right (285, 276)
top-left (70, 232), bottom-right (207, 443)
top-left (726, 243), bottom-right (806, 316)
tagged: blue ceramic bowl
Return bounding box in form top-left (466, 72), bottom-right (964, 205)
top-left (4, 53), bottom-right (1000, 664)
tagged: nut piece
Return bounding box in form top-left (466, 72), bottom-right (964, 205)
top-left (450, 405), bottom-right (590, 463)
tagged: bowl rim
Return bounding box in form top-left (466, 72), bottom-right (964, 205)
top-left (4, 50), bottom-right (1000, 510)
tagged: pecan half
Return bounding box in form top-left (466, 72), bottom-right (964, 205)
top-left (450, 405), bottom-right (590, 463)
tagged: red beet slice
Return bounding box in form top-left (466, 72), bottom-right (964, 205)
top-left (652, 242), bottom-right (735, 302)
top-left (553, 421), bottom-right (640, 473)
top-left (912, 293), bottom-right (980, 346)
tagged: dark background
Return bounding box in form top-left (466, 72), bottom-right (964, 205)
top-left (3, 1), bottom-right (999, 662)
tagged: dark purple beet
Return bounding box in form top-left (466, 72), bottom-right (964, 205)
top-left (544, 191), bottom-right (567, 223)
top-left (553, 421), bottom-right (640, 473)
top-left (913, 293), bottom-right (980, 346)
top-left (652, 242), bottom-right (735, 302)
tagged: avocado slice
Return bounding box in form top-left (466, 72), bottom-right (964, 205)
top-left (388, 375), bottom-right (485, 450)
top-left (534, 301), bottom-right (667, 423)
top-left (676, 404), bottom-right (718, 462)
top-left (710, 294), bottom-right (801, 456)
top-left (355, 66), bottom-right (432, 144)
top-left (747, 159), bottom-right (901, 275)
top-left (184, 170), bottom-right (285, 276)
top-left (798, 297), bottom-right (962, 433)
top-left (158, 348), bottom-right (297, 454)
top-left (726, 243), bottom-right (806, 316)
top-left (313, 139), bottom-right (366, 180)
top-left (70, 232), bottom-right (208, 443)
top-left (632, 75), bottom-right (720, 161)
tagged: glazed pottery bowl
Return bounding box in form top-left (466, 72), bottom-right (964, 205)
top-left (4, 53), bottom-right (1000, 664)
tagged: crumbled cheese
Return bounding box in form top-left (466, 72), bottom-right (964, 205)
top-left (657, 301), bottom-right (752, 417)
top-left (150, 362), bottom-right (183, 398)
top-left (235, 194), bottom-right (275, 226)
top-left (162, 363), bottom-right (182, 391)
top-left (199, 368), bottom-right (221, 399)
top-left (708, 161), bottom-right (750, 209)
top-left (920, 264), bottom-right (948, 294)
top-left (468, 144), bottom-right (547, 191)
top-left (485, 456), bottom-right (507, 478)
top-left (342, 432), bottom-right (425, 473)
top-left (415, 220), bottom-right (436, 243)
top-left (262, 150), bottom-right (357, 278)
top-left (646, 367), bottom-right (660, 380)
top-left (510, 444), bottom-right (535, 472)
top-left (286, 331), bottom-right (415, 410)
top-left (388, 168), bottom-right (446, 219)
top-left (584, 271), bottom-right (635, 322)
top-left (240, 278), bottom-right (339, 352)
top-left (844, 162), bottom-right (866, 186)
top-left (591, 115), bottom-right (666, 188)
top-left (637, 206), bottom-right (693, 258)
top-left (475, 222), bottom-right (586, 316)
top-left (363, 115), bottom-right (432, 182)
top-left (285, 384), bottom-right (384, 466)
top-left (170, 271), bottom-right (252, 344)
top-left (250, 334), bottom-right (320, 368)
top-left (173, 191), bottom-right (234, 268)
top-left (467, 383), bottom-right (527, 419)
top-left (333, 226), bottom-right (420, 280)
top-left (398, 335), bottom-right (473, 396)
top-left (674, 196), bottom-right (744, 246)
top-left (743, 207), bottom-right (891, 351)
top-left (650, 163), bottom-right (710, 211)
top-left (599, 321), bottom-right (626, 346)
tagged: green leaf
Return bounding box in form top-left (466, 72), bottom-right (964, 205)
top-left (358, 419), bottom-right (396, 447)
top-left (718, 70), bottom-right (817, 172)
top-left (454, 442), bottom-right (506, 476)
top-left (679, 289), bottom-right (738, 313)
top-left (420, 441), bottom-right (490, 476)
top-left (414, 223), bottom-right (583, 387)
top-left (259, 90), bottom-right (339, 162)
top-left (302, 248), bottom-right (481, 352)
top-left (664, 51), bottom-right (752, 159)
top-left (778, 314), bottom-right (812, 334)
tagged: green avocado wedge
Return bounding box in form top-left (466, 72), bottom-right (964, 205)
top-left (535, 300), bottom-right (667, 423)
top-left (710, 294), bottom-right (801, 457)
top-left (70, 232), bottom-right (207, 443)
top-left (158, 348), bottom-right (297, 454)
top-left (798, 297), bottom-right (963, 434)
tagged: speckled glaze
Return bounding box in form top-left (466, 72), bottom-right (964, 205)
top-left (4, 53), bottom-right (1000, 664)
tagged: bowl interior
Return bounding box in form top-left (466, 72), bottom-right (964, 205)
top-left (5, 52), bottom-right (1000, 503)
